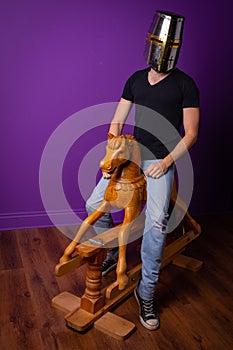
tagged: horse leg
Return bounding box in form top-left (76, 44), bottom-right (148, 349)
top-left (116, 205), bottom-right (142, 290)
top-left (170, 181), bottom-right (201, 234)
top-left (60, 201), bottom-right (112, 263)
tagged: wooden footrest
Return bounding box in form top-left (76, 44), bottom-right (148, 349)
top-left (52, 291), bottom-right (81, 314)
top-left (172, 254), bottom-right (203, 271)
top-left (94, 312), bottom-right (135, 340)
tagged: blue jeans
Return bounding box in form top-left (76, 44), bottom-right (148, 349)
top-left (86, 160), bottom-right (174, 299)
top-left (86, 177), bottom-right (118, 260)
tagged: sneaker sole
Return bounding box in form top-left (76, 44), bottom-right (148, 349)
top-left (102, 263), bottom-right (117, 277)
top-left (134, 288), bottom-right (160, 331)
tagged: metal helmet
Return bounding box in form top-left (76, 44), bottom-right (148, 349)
top-left (145, 11), bottom-right (185, 73)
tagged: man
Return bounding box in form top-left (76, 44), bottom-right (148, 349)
top-left (86, 11), bottom-right (200, 330)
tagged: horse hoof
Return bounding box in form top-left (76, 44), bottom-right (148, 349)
top-left (195, 224), bottom-right (201, 234)
top-left (60, 242), bottom-right (77, 263)
top-left (118, 275), bottom-right (129, 290)
top-left (59, 255), bottom-right (70, 264)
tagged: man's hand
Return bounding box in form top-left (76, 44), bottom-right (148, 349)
top-left (102, 172), bottom-right (111, 179)
top-left (144, 160), bottom-right (169, 179)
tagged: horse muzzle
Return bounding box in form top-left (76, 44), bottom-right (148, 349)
top-left (100, 159), bottom-right (115, 173)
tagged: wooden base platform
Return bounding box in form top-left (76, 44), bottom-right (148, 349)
top-left (52, 263), bottom-right (141, 332)
top-left (52, 229), bottom-right (202, 339)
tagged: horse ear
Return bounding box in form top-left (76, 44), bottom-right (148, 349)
top-left (108, 133), bottom-right (115, 140)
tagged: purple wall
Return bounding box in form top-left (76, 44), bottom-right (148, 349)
top-left (1, 0), bottom-right (232, 230)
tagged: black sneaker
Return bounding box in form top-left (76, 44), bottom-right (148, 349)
top-left (101, 258), bottom-right (117, 276)
top-left (134, 287), bottom-right (160, 331)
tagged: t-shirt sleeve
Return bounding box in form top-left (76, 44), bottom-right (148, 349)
top-left (121, 76), bottom-right (134, 102)
top-left (182, 77), bottom-right (200, 108)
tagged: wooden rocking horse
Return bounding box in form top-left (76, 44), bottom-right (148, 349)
top-left (53, 133), bottom-right (202, 337)
top-left (59, 133), bottom-right (201, 291)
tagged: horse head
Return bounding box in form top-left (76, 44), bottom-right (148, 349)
top-left (100, 133), bottom-right (136, 174)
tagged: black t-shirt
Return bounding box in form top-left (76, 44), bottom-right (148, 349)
top-left (122, 67), bottom-right (199, 159)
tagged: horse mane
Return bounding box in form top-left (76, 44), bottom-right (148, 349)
top-left (108, 134), bottom-right (137, 150)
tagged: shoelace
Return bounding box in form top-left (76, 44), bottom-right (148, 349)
top-left (142, 299), bottom-right (155, 316)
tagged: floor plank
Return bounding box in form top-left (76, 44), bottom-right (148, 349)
top-left (0, 269), bottom-right (43, 350)
top-left (0, 230), bottom-right (23, 270)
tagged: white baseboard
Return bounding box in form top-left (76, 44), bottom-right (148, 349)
top-left (0, 209), bottom-right (86, 231)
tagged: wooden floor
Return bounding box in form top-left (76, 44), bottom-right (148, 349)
top-left (0, 214), bottom-right (233, 350)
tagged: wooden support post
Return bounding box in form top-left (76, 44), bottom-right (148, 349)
top-left (80, 248), bottom-right (106, 314)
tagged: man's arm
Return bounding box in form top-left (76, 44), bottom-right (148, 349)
top-left (145, 107), bottom-right (200, 178)
top-left (109, 98), bottom-right (133, 135)
top-left (102, 98), bottom-right (133, 178)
